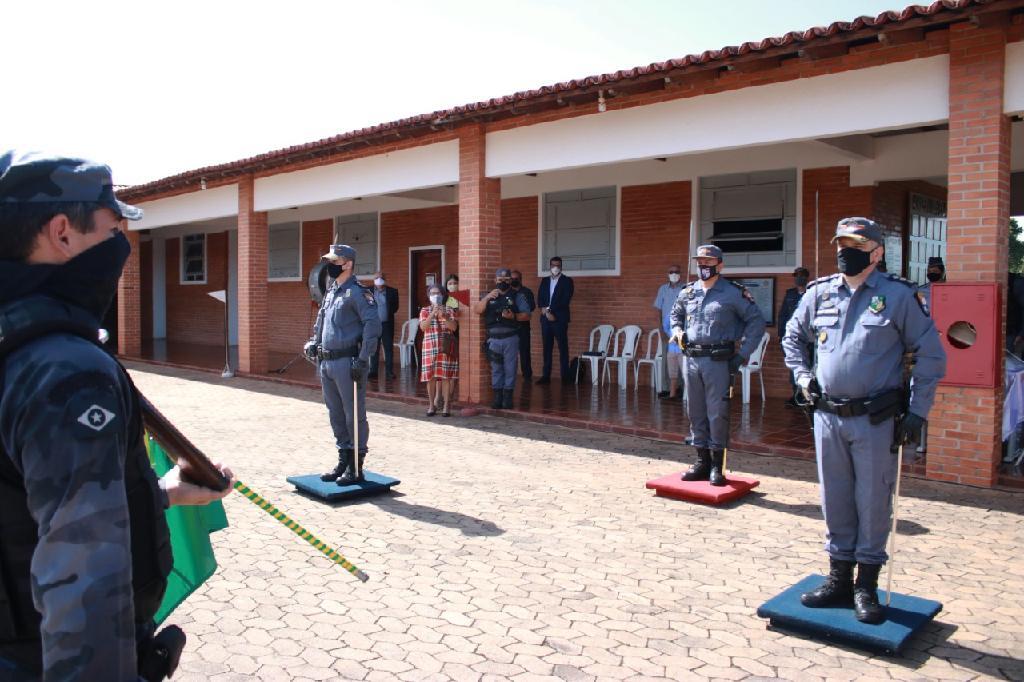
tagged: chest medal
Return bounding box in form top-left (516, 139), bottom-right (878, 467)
top-left (868, 295), bottom-right (886, 314)
top-left (818, 330), bottom-right (828, 345)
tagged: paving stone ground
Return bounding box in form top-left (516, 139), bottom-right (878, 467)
top-left (127, 363), bottom-right (1024, 682)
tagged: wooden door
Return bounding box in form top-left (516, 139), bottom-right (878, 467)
top-left (410, 249), bottom-right (442, 319)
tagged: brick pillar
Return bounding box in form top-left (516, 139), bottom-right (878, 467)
top-left (237, 175), bottom-right (269, 375)
top-left (117, 226), bottom-right (142, 357)
top-left (457, 124), bottom-right (502, 404)
top-left (927, 21), bottom-right (1011, 487)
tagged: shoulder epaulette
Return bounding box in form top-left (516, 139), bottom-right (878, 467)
top-left (726, 279), bottom-right (746, 291)
top-left (884, 273), bottom-right (918, 289)
top-left (806, 274), bottom-right (840, 289)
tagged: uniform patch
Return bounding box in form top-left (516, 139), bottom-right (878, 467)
top-left (742, 288), bottom-right (755, 304)
top-left (823, 291), bottom-right (830, 301)
top-left (686, 288), bottom-right (695, 299)
top-left (818, 330), bottom-right (828, 345)
top-left (916, 291), bottom-right (930, 316)
top-left (77, 404), bottom-right (116, 432)
top-left (363, 291), bottom-right (376, 305)
top-left (869, 295), bottom-right (886, 313)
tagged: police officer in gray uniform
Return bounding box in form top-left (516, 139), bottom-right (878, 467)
top-left (472, 268), bottom-right (530, 409)
top-left (0, 151), bottom-right (233, 679)
top-left (306, 244), bottom-right (381, 484)
top-left (918, 255), bottom-right (945, 309)
top-left (671, 244), bottom-right (765, 486)
top-left (783, 217), bottom-right (946, 624)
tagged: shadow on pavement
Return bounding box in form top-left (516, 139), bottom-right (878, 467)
top-left (348, 493), bottom-right (505, 537)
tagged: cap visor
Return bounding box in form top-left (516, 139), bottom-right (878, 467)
top-left (830, 231), bottom-right (868, 244)
top-left (321, 252), bottom-right (339, 261)
top-left (116, 200), bottom-right (144, 221)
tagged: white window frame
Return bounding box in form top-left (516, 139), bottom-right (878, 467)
top-left (688, 167), bottom-right (803, 276)
top-left (179, 233), bottom-right (208, 285)
top-left (334, 211), bottom-right (381, 282)
top-left (267, 221), bottom-right (303, 282)
top-left (536, 185), bottom-right (621, 277)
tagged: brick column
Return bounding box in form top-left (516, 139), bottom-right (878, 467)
top-left (117, 226), bottom-right (142, 357)
top-left (927, 21), bottom-right (1011, 487)
top-left (457, 124), bottom-right (502, 404)
top-left (237, 175), bottom-right (269, 375)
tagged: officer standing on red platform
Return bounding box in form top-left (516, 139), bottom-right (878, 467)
top-left (782, 217), bottom-right (946, 624)
top-left (670, 244), bottom-right (764, 486)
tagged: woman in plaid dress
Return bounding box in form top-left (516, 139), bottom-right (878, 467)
top-left (419, 284), bottom-right (459, 416)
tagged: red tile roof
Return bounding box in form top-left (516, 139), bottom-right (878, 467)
top-left (121, 0), bottom-right (1007, 200)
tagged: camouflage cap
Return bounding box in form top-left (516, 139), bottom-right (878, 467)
top-left (322, 243), bottom-right (356, 261)
top-left (832, 217), bottom-right (883, 245)
top-left (692, 244), bottom-right (723, 260)
top-left (0, 150), bottom-right (143, 220)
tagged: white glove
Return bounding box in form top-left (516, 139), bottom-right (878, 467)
top-left (796, 375), bottom-right (816, 402)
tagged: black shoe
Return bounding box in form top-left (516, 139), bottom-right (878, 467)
top-left (320, 449), bottom-right (351, 481)
top-left (560, 375), bottom-right (573, 384)
top-left (501, 389), bottom-right (514, 410)
top-left (492, 391), bottom-right (504, 409)
top-left (681, 448), bottom-right (712, 481)
top-left (657, 391), bottom-right (670, 398)
top-left (535, 376), bottom-right (551, 385)
top-left (801, 558), bottom-right (855, 608)
top-left (368, 372), bottom-right (378, 380)
top-left (709, 450), bottom-right (726, 487)
top-left (523, 373), bottom-right (533, 380)
top-left (854, 563), bottom-right (886, 624)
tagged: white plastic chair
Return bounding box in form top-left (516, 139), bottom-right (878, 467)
top-left (577, 324), bottom-right (614, 385)
top-left (739, 331), bottom-right (771, 404)
top-left (602, 325), bottom-right (642, 388)
top-left (634, 328), bottom-right (664, 392)
top-left (396, 318), bottom-right (419, 368)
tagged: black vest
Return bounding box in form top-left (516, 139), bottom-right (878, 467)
top-left (485, 293), bottom-right (518, 334)
top-left (0, 295), bottom-right (172, 671)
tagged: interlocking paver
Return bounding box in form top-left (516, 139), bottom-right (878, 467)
top-left (130, 365), bottom-right (1024, 681)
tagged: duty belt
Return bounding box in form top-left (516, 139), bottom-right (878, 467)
top-left (487, 329), bottom-right (518, 340)
top-left (684, 342), bottom-right (735, 359)
top-left (816, 388), bottom-right (903, 420)
top-left (318, 347), bottom-right (359, 360)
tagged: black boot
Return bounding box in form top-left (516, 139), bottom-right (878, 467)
top-left (709, 450), bottom-right (726, 487)
top-left (336, 450), bottom-right (366, 485)
top-left (854, 563), bottom-right (886, 624)
top-left (502, 389), bottom-right (514, 410)
top-left (321, 449), bottom-right (350, 482)
top-left (681, 448), bottom-right (712, 481)
top-left (801, 558), bottom-right (855, 608)
top-left (491, 390), bottom-right (503, 409)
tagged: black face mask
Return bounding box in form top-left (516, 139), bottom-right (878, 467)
top-left (794, 275), bottom-right (809, 288)
top-left (497, 281), bottom-right (511, 292)
top-left (926, 271), bottom-right (944, 283)
top-left (49, 232), bottom-right (132, 322)
top-left (698, 264), bottom-right (718, 281)
top-left (510, 278), bottom-right (521, 288)
top-left (837, 247), bottom-right (874, 276)
top-left (326, 263), bottom-right (343, 279)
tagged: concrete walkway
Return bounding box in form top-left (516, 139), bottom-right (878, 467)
top-left (127, 363), bottom-right (1024, 681)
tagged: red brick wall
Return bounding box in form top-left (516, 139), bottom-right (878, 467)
top-left (927, 21), bottom-right (1011, 488)
top-left (140, 240), bottom-right (153, 341)
top-left (164, 232), bottom-right (229, 345)
top-left (266, 219), bottom-right (332, 353)
top-left (237, 175), bottom-right (269, 374)
top-left (117, 227), bottom-right (142, 357)
top-left (380, 206), bottom-right (459, 322)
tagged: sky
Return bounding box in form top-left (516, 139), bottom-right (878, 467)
top-left (4, 0), bottom-right (906, 186)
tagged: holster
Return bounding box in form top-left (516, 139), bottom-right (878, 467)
top-left (866, 389), bottom-right (905, 425)
top-left (138, 624), bottom-right (186, 681)
top-left (481, 340), bottom-right (502, 364)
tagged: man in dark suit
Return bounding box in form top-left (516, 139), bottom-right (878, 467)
top-left (511, 269), bottom-right (536, 379)
top-left (369, 272), bottom-right (400, 379)
top-left (536, 256), bottom-right (575, 384)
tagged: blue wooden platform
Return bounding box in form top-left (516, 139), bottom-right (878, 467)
top-left (287, 471), bottom-right (400, 501)
top-left (757, 574), bottom-right (942, 655)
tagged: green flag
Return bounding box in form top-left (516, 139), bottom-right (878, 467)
top-left (145, 434), bottom-right (229, 624)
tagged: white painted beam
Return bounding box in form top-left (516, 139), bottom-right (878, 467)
top-left (131, 184), bottom-right (239, 231)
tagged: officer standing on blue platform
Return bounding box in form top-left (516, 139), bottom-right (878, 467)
top-left (670, 244), bottom-right (765, 486)
top-left (783, 217), bottom-right (946, 624)
top-left (306, 244), bottom-right (381, 484)
top-left (472, 267), bottom-right (530, 409)
top-left (0, 151), bottom-right (234, 679)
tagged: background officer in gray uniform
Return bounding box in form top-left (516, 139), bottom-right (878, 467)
top-left (472, 268), bottom-right (530, 409)
top-left (918, 255), bottom-right (945, 309)
top-left (783, 217), bottom-right (946, 624)
top-left (0, 151), bottom-right (233, 679)
top-left (306, 244), bottom-right (381, 484)
top-left (670, 244), bottom-right (765, 486)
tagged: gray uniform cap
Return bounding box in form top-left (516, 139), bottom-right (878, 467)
top-left (322, 244), bottom-right (357, 261)
top-left (832, 217), bottom-right (883, 245)
top-left (693, 244), bottom-right (724, 260)
top-left (0, 150), bottom-right (143, 220)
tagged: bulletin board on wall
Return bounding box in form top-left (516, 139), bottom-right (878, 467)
top-left (729, 277), bottom-right (775, 326)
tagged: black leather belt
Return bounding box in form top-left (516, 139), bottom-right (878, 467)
top-left (684, 342), bottom-right (735, 359)
top-left (487, 330), bottom-right (517, 340)
top-left (318, 347), bottom-right (358, 360)
top-left (816, 388), bottom-right (903, 420)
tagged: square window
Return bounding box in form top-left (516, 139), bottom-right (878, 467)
top-left (181, 234), bottom-right (206, 284)
top-left (335, 212), bottom-right (379, 277)
top-left (542, 186), bottom-right (617, 273)
top-left (269, 222), bottom-right (301, 280)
